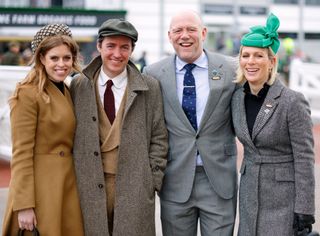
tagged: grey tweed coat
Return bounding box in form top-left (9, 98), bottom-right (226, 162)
top-left (232, 79), bottom-right (315, 236)
top-left (70, 57), bottom-right (168, 236)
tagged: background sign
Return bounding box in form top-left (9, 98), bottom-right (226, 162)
top-left (0, 7), bottom-right (126, 27)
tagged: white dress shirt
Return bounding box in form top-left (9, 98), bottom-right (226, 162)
top-left (175, 51), bottom-right (210, 166)
top-left (98, 67), bottom-right (127, 115)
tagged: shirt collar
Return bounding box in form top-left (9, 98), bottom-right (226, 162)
top-left (176, 51), bottom-right (208, 71)
top-left (99, 67), bottom-right (128, 89)
top-left (243, 81), bottom-right (270, 98)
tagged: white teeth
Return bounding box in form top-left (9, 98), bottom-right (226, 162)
top-left (247, 69), bottom-right (258, 72)
top-left (181, 43), bottom-right (192, 47)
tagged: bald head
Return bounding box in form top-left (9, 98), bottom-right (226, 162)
top-left (169, 10), bottom-right (203, 31)
top-left (168, 10), bottom-right (207, 63)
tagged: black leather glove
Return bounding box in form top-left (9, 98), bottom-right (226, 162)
top-left (293, 213), bottom-right (315, 236)
top-left (308, 232), bottom-right (320, 236)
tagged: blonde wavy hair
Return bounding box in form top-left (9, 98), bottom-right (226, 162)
top-left (234, 46), bottom-right (278, 85)
top-left (9, 35), bottom-right (81, 106)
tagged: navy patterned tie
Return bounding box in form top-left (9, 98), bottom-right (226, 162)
top-left (182, 63), bottom-right (197, 131)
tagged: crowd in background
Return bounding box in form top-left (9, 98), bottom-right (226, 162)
top-left (0, 42), bottom-right (32, 66)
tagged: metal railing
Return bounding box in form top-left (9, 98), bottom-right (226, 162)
top-left (0, 66), bottom-right (29, 161)
top-left (289, 59), bottom-right (320, 121)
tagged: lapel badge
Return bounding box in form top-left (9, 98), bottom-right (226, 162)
top-left (211, 69), bottom-right (222, 80)
top-left (266, 103), bottom-right (272, 108)
top-left (264, 109), bottom-right (270, 114)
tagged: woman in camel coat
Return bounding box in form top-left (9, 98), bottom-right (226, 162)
top-left (2, 24), bottom-right (84, 236)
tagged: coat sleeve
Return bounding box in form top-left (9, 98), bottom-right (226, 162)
top-left (148, 80), bottom-right (168, 192)
top-left (69, 75), bottom-right (81, 100)
top-left (10, 87), bottom-right (38, 211)
top-left (287, 92), bottom-right (315, 215)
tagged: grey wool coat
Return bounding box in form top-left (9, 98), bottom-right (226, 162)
top-left (70, 57), bottom-right (168, 236)
top-left (232, 79), bottom-right (315, 236)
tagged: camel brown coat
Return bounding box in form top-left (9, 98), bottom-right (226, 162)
top-left (70, 57), bottom-right (168, 236)
top-left (2, 81), bottom-right (84, 236)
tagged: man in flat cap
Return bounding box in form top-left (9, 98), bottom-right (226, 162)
top-left (70, 18), bottom-right (168, 236)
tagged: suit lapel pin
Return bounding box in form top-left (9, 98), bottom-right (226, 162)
top-left (211, 69), bottom-right (222, 80)
top-left (264, 109), bottom-right (270, 114)
top-left (266, 103), bottom-right (272, 108)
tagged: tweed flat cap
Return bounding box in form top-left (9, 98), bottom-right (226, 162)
top-left (31, 23), bottom-right (72, 54)
top-left (98, 18), bottom-right (138, 42)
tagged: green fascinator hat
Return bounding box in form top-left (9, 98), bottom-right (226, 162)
top-left (241, 13), bottom-right (280, 54)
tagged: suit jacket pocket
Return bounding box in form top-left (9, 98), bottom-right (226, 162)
top-left (275, 167), bottom-right (295, 182)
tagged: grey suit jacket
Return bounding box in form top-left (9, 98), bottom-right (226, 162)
top-left (232, 79), bottom-right (315, 235)
top-left (144, 50), bottom-right (238, 202)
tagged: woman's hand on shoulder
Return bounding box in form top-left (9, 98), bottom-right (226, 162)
top-left (18, 208), bottom-right (37, 231)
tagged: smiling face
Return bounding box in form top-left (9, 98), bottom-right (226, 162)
top-left (97, 35), bottom-right (133, 78)
top-left (168, 10), bottom-right (207, 63)
top-left (40, 44), bottom-right (73, 82)
top-left (240, 46), bottom-right (276, 87)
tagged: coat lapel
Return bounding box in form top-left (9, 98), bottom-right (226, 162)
top-left (236, 89), bottom-right (257, 151)
top-left (124, 61), bottom-right (148, 118)
top-left (251, 79), bottom-right (284, 141)
top-left (198, 52), bottom-right (225, 131)
top-left (47, 80), bottom-right (74, 114)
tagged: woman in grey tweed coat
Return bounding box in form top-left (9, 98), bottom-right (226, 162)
top-left (232, 13), bottom-right (316, 235)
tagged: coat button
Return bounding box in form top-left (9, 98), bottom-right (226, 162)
top-left (153, 165), bottom-right (160, 172)
top-left (98, 184), bottom-right (104, 189)
top-left (92, 116), bottom-right (97, 121)
top-left (59, 151), bottom-right (65, 157)
top-left (94, 151), bottom-right (99, 156)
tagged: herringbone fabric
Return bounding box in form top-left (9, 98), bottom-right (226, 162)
top-left (31, 23), bottom-right (72, 53)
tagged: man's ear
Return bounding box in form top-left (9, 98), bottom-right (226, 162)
top-left (96, 41), bottom-right (102, 53)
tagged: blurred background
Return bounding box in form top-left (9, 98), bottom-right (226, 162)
top-left (0, 0), bottom-right (320, 235)
top-left (0, 0), bottom-right (320, 65)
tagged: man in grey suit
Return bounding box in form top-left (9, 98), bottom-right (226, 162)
top-left (144, 10), bottom-right (238, 236)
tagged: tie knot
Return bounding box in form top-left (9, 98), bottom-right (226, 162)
top-left (184, 63), bottom-right (196, 72)
top-left (106, 80), bottom-right (113, 88)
